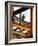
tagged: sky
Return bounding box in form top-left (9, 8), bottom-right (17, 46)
top-left (14, 7), bottom-right (31, 22)
top-left (24, 9), bottom-right (30, 22)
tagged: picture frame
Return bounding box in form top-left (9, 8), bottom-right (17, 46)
top-left (5, 1), bottom-right (37, 45)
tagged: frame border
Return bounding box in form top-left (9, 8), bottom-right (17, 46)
top-left (5, 1), bottom-right (37, 45)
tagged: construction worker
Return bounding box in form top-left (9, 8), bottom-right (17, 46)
top-left (22, 14), bottom-right (25, 21)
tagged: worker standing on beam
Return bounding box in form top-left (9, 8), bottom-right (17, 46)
top-left (22, 14), bottom-right (25, 21)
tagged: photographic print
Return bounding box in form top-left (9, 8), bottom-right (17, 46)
top-left (5, 1), bottom-right (37, 45)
